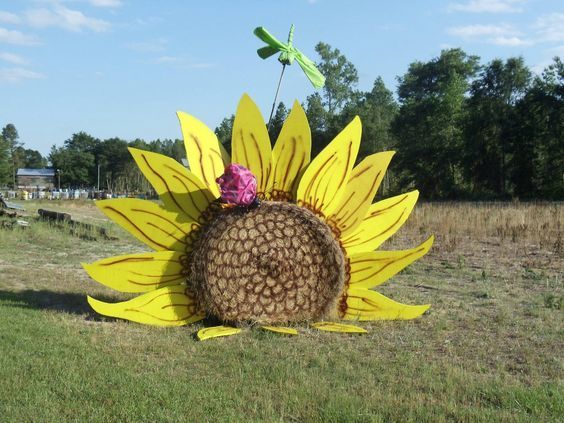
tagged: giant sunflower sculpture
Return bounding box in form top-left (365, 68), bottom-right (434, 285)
top-left (83, 94), bottom-right (433, 340)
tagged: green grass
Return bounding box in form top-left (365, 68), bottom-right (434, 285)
top-left (0, 200), bottom-right (562, 422)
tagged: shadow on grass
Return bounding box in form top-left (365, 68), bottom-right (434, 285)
top-left (0, 289), bottom-right (234, 331)
top-left (0, 289), bottom-right (111, 317)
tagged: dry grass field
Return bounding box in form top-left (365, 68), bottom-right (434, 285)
top-left (0, 199), bottom-right (562, 422)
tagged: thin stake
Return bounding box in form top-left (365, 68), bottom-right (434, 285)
top-left (267, 64), bottom-right (286, 131)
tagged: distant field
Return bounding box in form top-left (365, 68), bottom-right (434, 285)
top-left (0, 200), bottom-right (562, 422)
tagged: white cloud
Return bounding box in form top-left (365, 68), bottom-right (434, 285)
top-left (0, 27), bottom-right (40, 45)
top-left (0, 11), bottom-right (21, 24)
top-left (449, 0), bottom-right (526, 13)
top-left (447, 23), bottom-right (532, 46)
top-left (534, 13), bottom-right (564, 43)
top-left (89, 0), bottom-right (122, 7)
top-left (490, 36), bottom-right (530, 46)
top-left (448, 23), bottom-right (517, 38)
top-left (0, 52), bottom-right (28, 65)
top-left (25, 5), bottom-right (110, 32)
top-left (531, 59), bottom-right (553, 75)
top-left (126, 38), bottom-right (167, 52)
top-left (0, 66), bottom-right (45, 83)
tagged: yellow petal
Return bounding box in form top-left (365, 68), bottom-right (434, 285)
top-left (231, 94), bottom-right (272, 194)
top-left (177, 111), bottom-right (228, 197)
top-left (325, 151), bottom-right (395, 235)
top-left (97, 199), bottom-right (196, 252)
top-left (311, 322), bottom-right (367, 333)
top-left (344, 287), bottom-right (430, 321)
top-left (129, 148), bottom-right (214, 222)
top-left (261, 326), bottom-right (299, 335)
top-left (87, 285), bottom-right (204, 327)
top-left (197, 325), bottom-right (242, 341)
top-left (341, 190), bottom-right (419, 255)
top-left (82, 251), bottom-right (186, 293)
top-left (349, 236), bottom-right (434, 289)
top-left (269, 100), bottom-right (311, 200)
top-left (296, 116), bottom-right (361, 214)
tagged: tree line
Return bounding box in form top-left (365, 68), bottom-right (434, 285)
top-left (1, 44), bottom-right (562, 200)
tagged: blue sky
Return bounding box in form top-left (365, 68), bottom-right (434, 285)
top-left (1, 0), bottom-right (562, 157)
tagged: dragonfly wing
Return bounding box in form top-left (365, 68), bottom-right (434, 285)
top-left (253, 27), bottom-right (286, 50)
top-left (295, 50), bottom-right (326, 88)
top-left (257, 46), bottom-right (279, 59)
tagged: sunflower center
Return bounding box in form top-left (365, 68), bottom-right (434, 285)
top-left (187, 201), bottom-right (345, 324)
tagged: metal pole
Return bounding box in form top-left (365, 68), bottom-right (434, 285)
top-left (267, 64), bottom-right (286, 131)
top-left (97, 164), bottom-right (100, 192)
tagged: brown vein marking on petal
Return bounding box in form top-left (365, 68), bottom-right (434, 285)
top-left (236, 129), bottom-right (250, 169)
top-left (124, 308), bottom-right (193, 322)
top-left (316, 140), bottom-right (354, 211)
top-left (131, 291), bottom-right (176, 308)
top-left (103, 206), bottom-right (169, 250)
top-left (129, 270), bottom-right (182, 278)
top-left (290, 138), bottom-right (306, 193)
top-left (127, 276), bottom-right (184, 286)
top-left (315, 155), bottom-right (339, 210)
top-left (140, 153), bottom-right (190, 218)
top-left (335, 170), bottom-right (383, 230)
top-left (164, 162), bottom-right (210, 214)
top-left (211, 147), bottom-right (223, 162)
top-left (346, 294), bottom-right (382, 313)
top-left (271, 143), bottom-right (283, 190)
top-left (209, 154), bottom-right (218, 186)
top-left (368, 194), bottom-right (409, 219)
top-left (302, 153), bottom-right (331, 202)
top-left (343, 209), bottom-right (408, 247)
top-left (350, 246), bottom-right (426, 284)
top-left (162, 300), bottom-right (194, 310)
top-left (330, 190), bottom-right (355, 220)
top-left (139, 291), bottom-right (196, 312)
top-left (146, 222), bottom-right (188, 245)
top-left (99, 256), bottom-right (181, 266)
top-left (250, 132), bottom-right (267, 189)
top-left (277, 136), bottom-right (298, 190)
top-left (320, 140), bottom-right (354, 205)
top-left (281, 137), bottom-right (295, 188)
top-left (189, 134), bottom-right (209, 186)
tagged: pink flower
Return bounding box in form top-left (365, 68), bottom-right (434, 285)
top-left (216, 164), bottom-right (257, 206)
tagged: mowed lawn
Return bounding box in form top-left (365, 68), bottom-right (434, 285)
top-left (0, 200), bottom-right (562, 422)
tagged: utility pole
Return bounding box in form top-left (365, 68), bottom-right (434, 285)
top-left (97, 164), bottom-right (100, 192)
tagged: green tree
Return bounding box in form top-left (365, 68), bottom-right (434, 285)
top-left (392, 49), bottom-right (480, 199)
top-left (304, 92), bottom-right (328, 155)
top-left (215, 114), bottom-right (235, 154)
top-left (314, 42), bottom-right (359, 115)
top-left (305, 42), bottom-right (359, 155)
top-left (340, 77), bottom-right (398, 159)
top-left (511, 57), bottom-right (563, 199)
top-left (96, 138), bottom-right (130, 191)
top-left (49, 132), bottom-right (99, 188)
top-left (149, 139), bottom-right (185, 163)
top-left (14, 147), bottom-right (47, 168)
top-left (268, 102), bottom-right (288, 142)
top-left (463, 57), bottom-right (531, 197)
top-left (2, 123), bottom-right (22, 188)
top-left (0, 133), bottom-right (10, 186)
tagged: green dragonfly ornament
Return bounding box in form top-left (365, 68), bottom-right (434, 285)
top-left (254, 24), bottom-right (325, 89)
